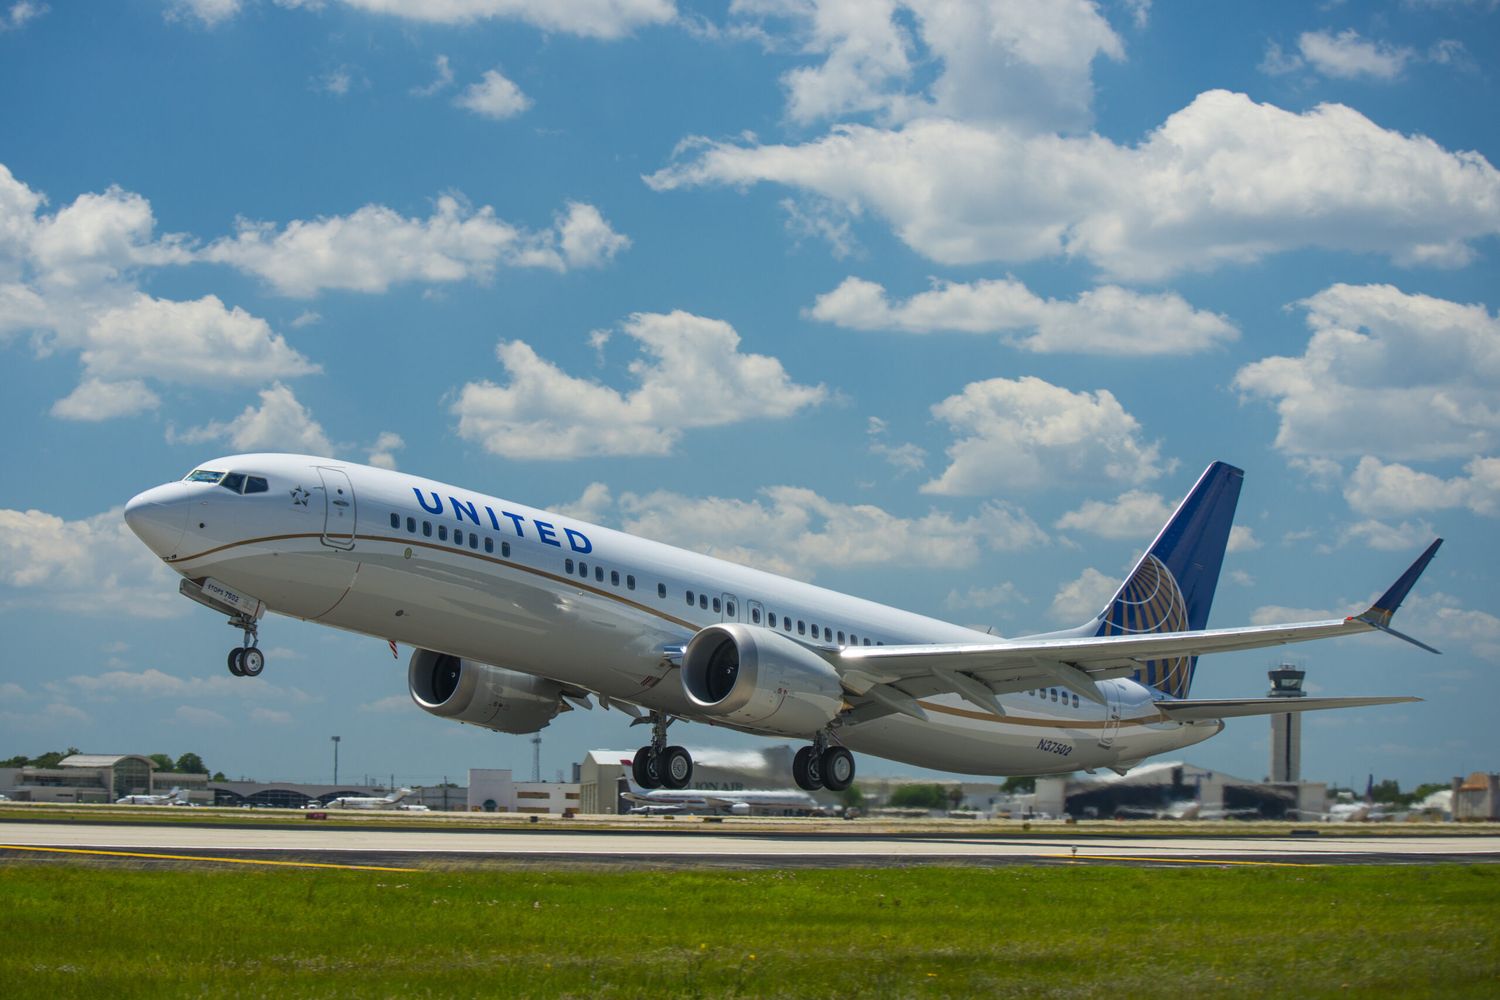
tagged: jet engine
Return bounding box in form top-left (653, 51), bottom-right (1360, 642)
top-left (407, 649), bottom-right (565, 735)
top-left (681, 623), bottom-right (845, 736)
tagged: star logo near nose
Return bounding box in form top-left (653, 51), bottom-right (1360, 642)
top-left (290, 486), bottom-right (311, 507)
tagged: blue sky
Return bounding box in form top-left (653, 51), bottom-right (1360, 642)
top-left (1, 0), bottom-right (1496, 791)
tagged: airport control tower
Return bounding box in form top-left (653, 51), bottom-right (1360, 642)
top-left (1268, 663), bottom-right (1306, 783)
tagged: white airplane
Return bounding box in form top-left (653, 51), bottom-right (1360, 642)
top-left (123, 455), bottom-right (1439, 794)
top-left (618, 767), bottom-right (828, 816)
top-left (116, 786), bottom-right (188, 806)
top-left (325, 787), bottom-right (413, 809)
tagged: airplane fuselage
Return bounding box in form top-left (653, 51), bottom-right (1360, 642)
top-left (125, 454), bottom-right (1222, 778)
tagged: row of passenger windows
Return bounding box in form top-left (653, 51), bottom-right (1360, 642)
top-left (563, 558), bottom-right (637, 592)
top-left (389, 508), bottom-right (883, 648)
top-left (685, 589), bottom-right (882, 647)
top-left (389, 512), bottom-right (512, 558)
top-left (1030, 688), bottom-right (1080, 709)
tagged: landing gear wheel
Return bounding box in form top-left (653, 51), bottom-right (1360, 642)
top-left (660, 746), bottom-right (693, 790)
top-left (793, 745), bottom-right (824, 791)
top-left (820, 746), bottom-right (854, 791)
top-left (227, 648), bottom-right (246, 677)
top-left (633, 745), bottom-right (663, 789)
top-left (239, 647), bottom-right (265, 677)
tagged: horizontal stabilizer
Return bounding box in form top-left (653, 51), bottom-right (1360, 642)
top-left (1155, 695), bottom-right (1420, 722)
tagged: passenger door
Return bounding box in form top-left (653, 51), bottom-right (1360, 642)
top-left (317, 467), bottom-right (357, 550)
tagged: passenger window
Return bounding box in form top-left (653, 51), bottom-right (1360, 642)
top-left (769, 613), bottom-right (777, 628)
top-left (595, 566), bottom-right (604, 582)
top-left (406, 517), bottom-right (416, 533)
top-left (454, 529), bottom-right (463, 546)
top-left (785, 618), bottom-right (792, 632)
top-left (422, 521), bottom-right (432, 537)
top-left (438, 525), bottom-right (448, 541)
top-left (752, 608), bottom-right (762, 624)
top-left (837, 631), bottom-right (845, 645)
top-left (502, 541), bottom-right (511, 558)
top-left (245, 477), bottom-right (268, 494)
top-left (566, 559), bottom-right (574, 574)
top-left (686, 590), bottom-right (694, 606)
top-left (580, 562), bottom-right (590, 578)
top-left (220, 472), bottom-right (245, 493)
top-left (658, 583), bottom-right (667, 599)
top-left (863, 638), bottom-right (871, 646)
top-left (699, 594), bottom-right (708, 610)
top-left (484, 538), bottom-right (494, 554)
top-left (1072, 694), bottom-right (1079, 708)
top-left (726, 601), bottom-right (736, 617)
top-left (824, 627), bottom-right (832, 641)
top-left (469, 534), bottom-right (478, 550)
top-left (713, 598), bottom-right (721, 613)
top-left (389, 513), bottom-right (400, 529)
top-left (1050, 689), bottom-right (1058, 702)
top-left (627, 575), bottom-right (636, 591)
top-left (611, 570), bottom-right (620, 586)
top-left (797, 621), bottom-right (806, 635)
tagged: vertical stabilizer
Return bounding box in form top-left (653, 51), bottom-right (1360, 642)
top-left (1092, 461), bottom-right (1243, 699)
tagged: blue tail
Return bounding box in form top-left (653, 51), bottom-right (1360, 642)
top-left (1092, 461), bottom-right (1243, 699)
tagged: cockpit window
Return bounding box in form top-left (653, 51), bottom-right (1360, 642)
top-left (183, 469), bottom-right (269, 495)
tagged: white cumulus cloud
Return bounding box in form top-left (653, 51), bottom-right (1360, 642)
top-left (648, 90), bottom-right (1500, 280)
top-left (1234, 284), bottom-right (1500, 462)
top-left (809, 276), bottom-right (1236, 354)
top-left (455, 68), bottom-right (532, 119)
top-left (453, 311), bottom-right (826, 459)
top-left (171, 382), bottom-right (336, 456)
top-left (922, 375), bottom-right (1168, 496)
top-left (333, 0), bottom-right (676, 39)
top-left (203, 194), bottom-right (628, 296)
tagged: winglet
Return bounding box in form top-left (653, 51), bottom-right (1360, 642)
top-left (1351, 538), bottom-right (1443, 652)
top-left (1358, 538), bottom-right (1442, 626)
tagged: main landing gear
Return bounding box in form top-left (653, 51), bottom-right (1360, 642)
top-left (793, 730), bottom-right (854, 792)
top-left (632, 712), bottom-right (693, 790)
top-left (225, 613), bottom-right (265, 678)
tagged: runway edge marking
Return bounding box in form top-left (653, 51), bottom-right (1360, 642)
top-left (0, 844), bottom-right (420, 873)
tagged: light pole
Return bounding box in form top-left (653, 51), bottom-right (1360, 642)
top-left (331, 735), bottom-right (341, 786)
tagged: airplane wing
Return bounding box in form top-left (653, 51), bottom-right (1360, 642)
top-left (833, 540), bottom-right (1442, 721)
top-left (1152, 695), bottom-right (1420, 721)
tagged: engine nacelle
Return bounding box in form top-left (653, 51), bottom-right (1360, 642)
top-left (681, 623), bottom-right (845, 737)
top-left (408, 649), bottom-right (565, 735)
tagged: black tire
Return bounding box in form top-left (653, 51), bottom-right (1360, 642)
top-left (820, 746), bottom-right (855, 791)
top-left (227, 647), bottom-right (245, 677)
top-left (633, 746), bottom-right (661, 789)
top-left (660, 746), bottom-right (693, 790)
top-left (240, 647), bottom-right (265, 677)
top-left (792, 745), bottom-right (822, 791)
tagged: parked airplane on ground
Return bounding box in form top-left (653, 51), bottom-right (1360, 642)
top-left (124, 455), bottom-right (1439, 793)
top-left (620, 770), bottom-right (827, 816)
top-left (325, 787), bottom-right (414, 810)
top-left (116, 786), bottom-right (188, 806)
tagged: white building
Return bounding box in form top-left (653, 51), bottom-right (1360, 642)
top-left (467, 769), bottom-right (580, 815)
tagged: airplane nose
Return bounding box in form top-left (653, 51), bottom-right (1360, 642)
top-left (124, 485), bottom-right (187, 558)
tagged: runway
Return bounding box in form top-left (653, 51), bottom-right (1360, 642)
top-left (4, 820), bottom-right (1498, 870)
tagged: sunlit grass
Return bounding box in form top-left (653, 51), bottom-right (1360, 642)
top-left (3, 863), bottom-right (1497, 997)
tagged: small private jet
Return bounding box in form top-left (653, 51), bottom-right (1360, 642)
top-left (124, 455), bottom-right (1439, 793)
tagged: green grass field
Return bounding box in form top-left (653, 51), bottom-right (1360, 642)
top-left (3, 863), bottom-right (1497, 998)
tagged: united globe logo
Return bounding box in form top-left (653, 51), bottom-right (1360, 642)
top-left (1097, 554), bottom-right (1194, 699)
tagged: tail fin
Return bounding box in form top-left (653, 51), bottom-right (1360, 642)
top-left (1093, 461), bottom-right (1243, 699)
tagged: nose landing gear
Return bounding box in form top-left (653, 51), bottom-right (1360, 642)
top-left (225, 613), bottom-right (265, 678)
